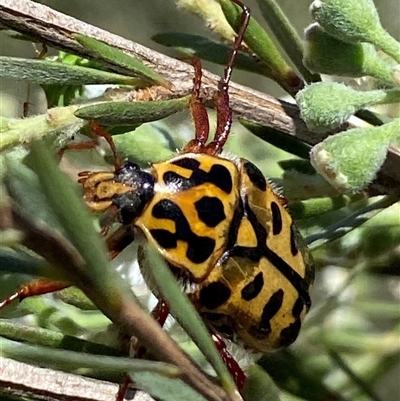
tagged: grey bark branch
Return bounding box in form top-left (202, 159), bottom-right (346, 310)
top-left (0, 357), bottom-right (155, 401)
top-left (0, 0), bottom-right (399, 196)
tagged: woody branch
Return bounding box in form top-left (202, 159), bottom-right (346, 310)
top-left (0, 0), bottom-right (399, 196)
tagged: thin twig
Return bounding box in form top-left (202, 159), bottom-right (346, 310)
top-left (0, 0), bottom-right (399, 197)
top-left (0, 357), bottom-right (155, 401)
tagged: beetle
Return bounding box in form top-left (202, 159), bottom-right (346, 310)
top-left (0, 0), bottom-right (314, 393)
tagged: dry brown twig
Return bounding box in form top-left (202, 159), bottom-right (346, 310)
top-left (0, 0), bottom-right (399, 196)
top-left (0, 357), bottom-right (155, 401)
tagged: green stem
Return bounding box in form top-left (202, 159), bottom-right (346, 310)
top-left (220, 0), bottom-right (301, 96)
top-left (375, 30), bottom-right (400, 64)
top-left (0, 319), bottom-right (121, 356)
top-left (363, 45), bottom-right (400, 87)
top-left (306, 196), bottom-right (399, 248)
top-left (0, 337), bottom-right (179, 377)
top-left (328, 349), bottom-right (385, 401)
top-left (256, 0), bottom-right (320, 83)
top-left (0, 105), bottom-right (83, 152)
top-left (378, 90), bottom-right (400, 106)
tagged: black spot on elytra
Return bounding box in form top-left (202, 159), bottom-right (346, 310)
top-left (279, 318), bottom-right (301, 347)
top-left (195, 196), bottom-right (226, 228)
top-left (223, 198), bottom-right (311, 311)
top-left (290, 223), bottom-right (299, 256)
top-left (271, 201), bottom-right (282, 235)
top-left (241, 272), bottom-right (264, 301)
top-left (244, 161), bottom-right (267, 191)
top-left (164, 159), bottom-right (233, 194)
top-left (258, 289), bottom-right (284, 335)
top-left (247, 288), bottom-right (285, 340)
top-left (199, 281), bottom-right (231, 310)
top-left (150, 199), bottom-right (215, 264)
top-left (151, 229), bottom-right (177, 249)
top-left (172, 158), bottom-right (200, 170)
top-left (292, 297), bottom-right (304, 318)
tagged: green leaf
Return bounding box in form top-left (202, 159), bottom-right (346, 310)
top-left (74, 34), bottom-right (171, 88)
top-left (282, 168), bottom-right (340, 201)
top-left (239, 118), bottom-right (311, 159)
top-left (296, 82), bottom-right (400, 132)
top-left (242, 364), bottom-right (281, 401)
top-left (28, 141), bottom-right (138, 308)
top-left (131, 371), bottom-right (207, 401)
top-left (0, 319), bottom-right (122, 356)
top-left (303, 24), bottom-right (398, 86)
top-left (328, 349), bottom-right (383, 401)
top-left (56, 287), bottom-right (98, 311)
top-left (74, 96), bottom-right (191, 125)
top-left (0, 56), bottom-right (141, 85)
top-left (310, 0), bottom-right (400, 63)
top-left (4, 157), bottom-right (63, 233)
top-left (258, 349), bottom-right (341, 401)
top-left (113, 123), bottom-right (175, 164)
top-left (41, 83), bottom-right (83, 108)
top-left (256, 0), bottom-right (319, 83)
top-left (153, 32), bottom-right (268, 76)
top-left (1, 337), bottom-right (179, 378)
top-left (288, 195), bottom-right (354, 220)
top-left (0, 105), bottom-right (84, 153)
top-left (278, 159), bottom-right (315, 175)
top-left (138, 244), bottom-right (239, 398)
top-left (0, 248), bottom-right (52, 278)
top-left (305, 195), bottom-right (398, 248)
top-left (220, 0), bottom-right (301, 95)
top-left (310, 118), bottom-right (400, 192)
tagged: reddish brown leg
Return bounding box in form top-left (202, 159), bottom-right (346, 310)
top-left (183, 58), bottom-right (210, 153)
top-left (1, 119), bottom-right (129, 309)
top-left (116, 300), bottom-right (170, 401)
top-left (206, 0), bottom-right (250, 155)
top-left (106, 225), bottom-right (135, 260)
top-left (99, 205), bottom-right (121, 236)
top-left (117, 299), bottom-right (247, 399)
top-left (150, 299), bottom-right (171, 325)
top-left (58, 138), bottom-right (100, 160)
top-left (277, 193), bottom-right (289, 208)
top-left (23, 84), bottom-right (32, 118)
top-left (88, 121), bottom-right (122, 171)
top-left (211, 331), bottom-right (247, 391)
top-left (133, 300), bottom-right (170, 358)
top-left (0, 225), bottom-right (134, 310)
top-left (116, 375), bottom-right (132, 401)
top-left (0, 279), bottom-right (70, 310)
top-left (59, 121), bottom-right (122, 171)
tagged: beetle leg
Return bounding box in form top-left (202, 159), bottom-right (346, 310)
top-left (0, 279), bottom-right (70, 310)
top-left (58, 121), bottom-right (122, 171)
top-left (116, 300), bottom-right (170, 401)
top-left (183, 57), bottom-right (210, 153)
top-left (0, 226), bottom-right (134, 309)
top-left (58, 137), bottom-right (100, 160)
top-left (210, 330), bottom-right (247, 391)
top-left (88, 121), bottom-right (122, 171)
top-left (206, 0), bottom-right (250, 155)
top-left (106, 225), bottom-right (135, 260)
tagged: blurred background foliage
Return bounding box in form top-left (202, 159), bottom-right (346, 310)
top-left (0, 1), bottom-right (399, 401)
